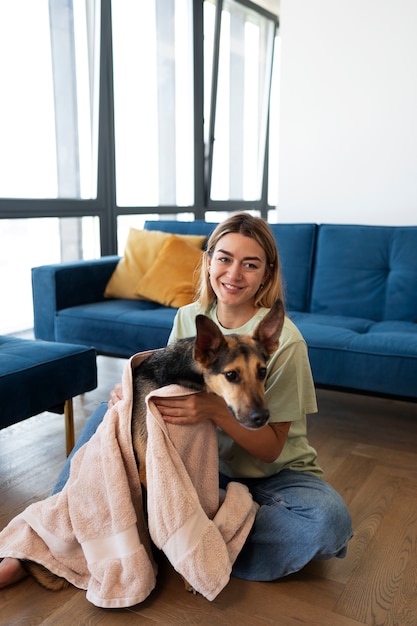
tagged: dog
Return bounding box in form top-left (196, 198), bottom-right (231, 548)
top-left (131, 298), bottom-right (285, 489)
top-left (21, 299), bottom-right (285, 592)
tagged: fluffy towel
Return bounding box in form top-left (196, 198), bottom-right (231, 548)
top-left (145, 386), bottom-right (259, 600)
top-left (0, 352), bottom-right (258, 607)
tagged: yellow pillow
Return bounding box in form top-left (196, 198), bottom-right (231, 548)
top-left (135, 235), bottom-right (203, 307)
top-left (104, 228), bottom-right (205, 299)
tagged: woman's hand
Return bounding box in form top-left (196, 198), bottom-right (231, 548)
top-left (152, 391), bottom-right (226, 425)
top-left (153, 391), bottom-right (291, 464)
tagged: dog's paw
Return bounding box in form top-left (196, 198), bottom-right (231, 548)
top-left (181, 575), bottom-right (197, 595)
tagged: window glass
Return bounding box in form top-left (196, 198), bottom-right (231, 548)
top-left (208, 0), bottom-right (276, 202)
top-left (0, 1), bottom-right (56, 198)
top-left (205, 209), bottom-right (260, 223)
top-left (0, 217), bottom-right (100, 334)
top-left (112, 0), bottom-right (194, 207)
top-left (0, 0), bottom-right (99, 199)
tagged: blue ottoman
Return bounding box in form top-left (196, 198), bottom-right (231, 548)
top-left (0, 336), bottom-right (97, 455)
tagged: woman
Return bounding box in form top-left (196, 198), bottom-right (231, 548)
top-left (0, 213), bottom-right (352, 587)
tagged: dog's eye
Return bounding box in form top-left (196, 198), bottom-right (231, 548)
top-left (225, 370), bottom-right (240, 383)
top-left (258, 367), bottom-right (267, 380)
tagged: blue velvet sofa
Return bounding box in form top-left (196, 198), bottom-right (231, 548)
top-left (32, 221), bottom-right (417, 401)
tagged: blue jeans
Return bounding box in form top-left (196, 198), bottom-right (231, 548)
top-left (52, 403), bottom-right (353, 581)
top-left (219, 471), bottom-right (353, 581)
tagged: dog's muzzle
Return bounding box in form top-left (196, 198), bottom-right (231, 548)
top-left (230, 406), bottom-right (270, 429)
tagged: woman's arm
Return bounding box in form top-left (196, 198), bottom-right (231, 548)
top-left (153, 392), bottom-right (291, 463)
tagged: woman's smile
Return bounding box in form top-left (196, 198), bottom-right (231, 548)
top-left (221, 281), bottom-right (244, 293)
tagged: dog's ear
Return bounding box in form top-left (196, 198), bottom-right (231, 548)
top-left (252, 299), bottom-right (285, 357)
top-left (194, 315), bottom-right (227, 366)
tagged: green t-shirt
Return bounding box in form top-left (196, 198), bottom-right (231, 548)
top-left (168, 302), bottom-right (323, 479)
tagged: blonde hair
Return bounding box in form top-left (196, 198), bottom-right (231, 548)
top-left (196, 212), bottom-right (285, 311)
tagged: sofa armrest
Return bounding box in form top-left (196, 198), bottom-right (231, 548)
top-left (32, 256), bottom-right (119, 340)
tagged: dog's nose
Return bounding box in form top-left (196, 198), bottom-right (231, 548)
top-left (249, 409), bottom-right (269, 428)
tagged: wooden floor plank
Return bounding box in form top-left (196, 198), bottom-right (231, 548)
top-left (334, 484), bottom-right (417, 625)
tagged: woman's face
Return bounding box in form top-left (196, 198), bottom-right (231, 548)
top-left (208, 233), bottom-right (267, 307)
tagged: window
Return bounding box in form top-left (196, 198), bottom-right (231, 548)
top-left (0, 217), bottom-right (99, 334)
top-left (0, 0), bottom-right (101, 333)
top-left (112, 0), bottom-right (194, 207)
top-left (0, 0), bottom-right (100, 200)
top-left (205, 0), bottom-right (277, 206)
top-left (0, 0), bottom-right (279, 333)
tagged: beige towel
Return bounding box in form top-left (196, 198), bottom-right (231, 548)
top-left (145, 386), bottom-right (259, 600)
top-left (0, 353), bottom-right (258, 607)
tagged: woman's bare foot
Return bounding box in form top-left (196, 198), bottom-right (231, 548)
top-left (0, 558), bottom-right (27, 588)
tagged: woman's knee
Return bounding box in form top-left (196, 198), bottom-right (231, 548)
top-left (261, 475), bottom-right (353, 557)
top-left (312, 488), bottom-right (353, 557)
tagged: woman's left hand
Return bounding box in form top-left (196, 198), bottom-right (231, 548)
top-left (152, 391), bottom-right (227, 425)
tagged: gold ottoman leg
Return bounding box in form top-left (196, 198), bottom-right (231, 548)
top-left (64, 398), bottom-right (75, 456)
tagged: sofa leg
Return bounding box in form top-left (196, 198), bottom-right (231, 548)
top-left (64, 398), bottom-right (75, 456)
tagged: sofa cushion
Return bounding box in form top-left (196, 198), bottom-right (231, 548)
top-left (135, 235), bottom-right (203, 307)
top-left (55, 300), bottom-right (178, 357)
top-left (104, 228), bottom-right (206, 300)
top-left (369, 320), bottom-right (417, 334)
top-left (297, 322), bottom-right (417, 397)
top-left (385, 227), bottom-right (417, 321)
top-left (289, 312), bottom-right (373, 333)
top-left (310, 224), bottom-right (417, 322)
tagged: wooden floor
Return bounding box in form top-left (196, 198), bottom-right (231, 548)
top-left (1, 355), bottom-right (417, 625)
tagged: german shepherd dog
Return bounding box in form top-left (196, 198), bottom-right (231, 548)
top-left (21, 299), bottom-right (285, 591)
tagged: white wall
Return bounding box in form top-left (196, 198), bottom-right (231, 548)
top-left (277, 0), bottom-right (417, 225)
